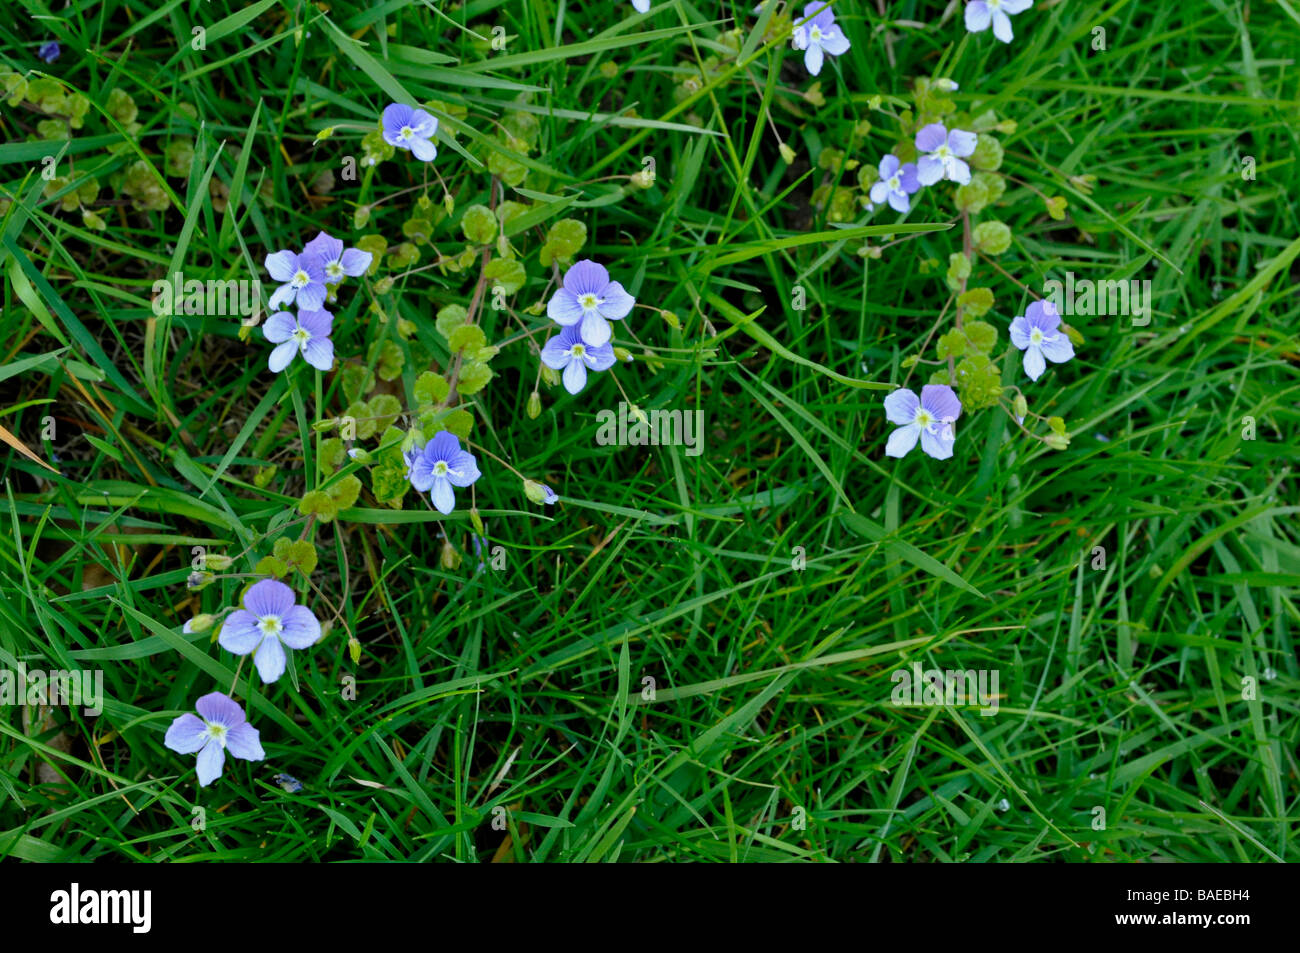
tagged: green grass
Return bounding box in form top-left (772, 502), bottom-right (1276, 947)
top-left (1, 0), bottom-right (1297, 863)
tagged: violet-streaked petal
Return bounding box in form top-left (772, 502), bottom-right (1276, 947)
top-left (562, 359), bottom-right (588, 394)
top-left (297, 309), bottom-right (334, 338)
top-left (883, 388), bottom-right (920, 425)
top-left (598, 281), bottom-right (635, 320)
top-left (916, 156), bottom-right (944, 186)
top-left (195, 739), bottom-right (225, 786)
top-left (279, 604), bottom-right (321, 649)
top-left (965, 1), bottom-right (992, 32)
top-left (164, 713), bottom-right (208, 754)
top-left (268, 340), bottom-right (297, 373)
top-left (302, 336), bottom-right (334, 371)
top-left (878, 154), bottom-right (900, 179)
top-left (1009, 316), bottom-right (1032, 349)
top-left (540, 336), bottom-right (571, 369)
top-left (218, 610), bottom-right (262, 654)
top-left (264, 250), bottom-right (298, 282)
top-left (1022, 345), bottom-right (1046, 381)
top-left (446, 450), bottom-right (481, 487)
top-left (580, 310), bottom-right (612, 347)
top-left (296, 281), bottom-right (327, 312)
top-left (409, 136), bottom-right (438, 162)
top-left (803, 42), bottom-right (825, 76)
top-left (245, 579), bottom-right (296, 618)
top-left (563, 260), bottom-right (610, 298)
top-left (225, 723), bottom-right (265, 762)
top-left (920, 427), bottom-right (955, 460)
top-left (584, 342), bottom-right (617, 372)
top-left (1039, 334), bottom-right (1074, 364)
top-left (947, 129), bottom-right (979, 157)
top-left (339, 248), bottom-right (372, 276)
top-left (195, 692), bottom-right (245, 728)
top-left (430, 476), bottom-right (455, 515)
top-left (382, 103), bottom-right (413, 136)
top-left (427, 430), bottom-right (461, 463)
top-left (268, 283), bottom-right (297, 311)
top-left (921, 384), bottom-right (962, 423)
top-left (885, 425), bottom-right (920, 458)
top-left (263, 311), bottom-right (296, 343)
top-left (253, 635), bottom-right (287, 683)
top-left (915, 123), bottom-right (948, 153)
top-left (547, 289), bottom-right (585, 326)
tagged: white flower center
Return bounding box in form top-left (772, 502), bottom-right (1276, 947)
top-left (206, 723), bottom-right (228, 745)
top-left (887, 175), bottom-right (901, 190)
top-left (326, 261), bottom-right (343, 278)
top-left (292, 327), bottom-right (311, 347)
top-left (401, 125), bottom-right (414, 140)
top-left (915, 409), bottom-right (935, 428)
top-left (989, 0), bottom-right (1003, 9)
top-left (432, 461), bottom-right (449, 477)
top-left (809, 25), bottom-right (824, 44)
top-left (258, 615), bottom-right (284, 637)
top-left (579, 293), bottom-right (600, 310)
top-left (936, 144), bottom-right (952, 160)
top-left (1030, 328), bottom-right (1044, 345)
top-left (291, 269), bottom-right (310, 288)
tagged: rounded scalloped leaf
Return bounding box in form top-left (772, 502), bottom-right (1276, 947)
top-left (448, 324), bottom-right (487, 357)
top-left (460, 204), bottom-right (498, 245)
top-left (484, 257), bottom-right (526, 295)
top-left (436, 303), bottom-right (469, 339)
top-left (414, 371), bottom-right (451, 406)
top-left (456, 361), bottom-right (494, 395)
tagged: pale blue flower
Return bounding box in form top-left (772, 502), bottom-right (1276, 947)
top-left (966, 0), bottom-right (1033, 44)
top-left (791, 2), bottom-right (851, 76)
top-left (883, 385), bottom-right (962, 460)
top-left (164, 692), bottom-right (264, 787)
top-left (406, 431), bottom-right (481, 515)
top-left (218, 579), bottom-right (322, 684)
top-left (1010, 299), bottom-right (1074, 381)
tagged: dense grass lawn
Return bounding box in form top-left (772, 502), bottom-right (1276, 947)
top-left (1, 0), bottom-right (1297, 864)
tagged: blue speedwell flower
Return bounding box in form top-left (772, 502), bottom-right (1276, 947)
top-left (263, 309), bottom-right (334, 372)
top-left (218, 579), bottom-right (322, 684)
top-left (791, 2), bottom-right (851, 77)
top-left (541, 324), bottom-right (617, 395)
top-left (1010, 299), bottom-right (1074, 381)
top-left (965, 0), bottom-right (1033, 43)
top-left (406, 431), bottom-right (481, 515)
top-left (915, 124), bottom-right (978, 186)
top-left (632, 0), bottom-right (651, 11)
top-left (264, 248), bottom-right (328, 310)
top-left (382, 103), bottom-right (439, 162)
top-left (883, 385), bottom-right (962, 460)
top-left (38, 41), bottom-right (61, 63)
top-left (302, 231), bottom-right (373, 286)
top-left (164, 692), bottom-right (264, 787)
top-left (547, 259), bottom-right (635, 347)
top-left (869, 155), bottom-right (922, 213)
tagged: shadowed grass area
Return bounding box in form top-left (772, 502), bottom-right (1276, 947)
top-left (0, 0), bottom-right (1296, 862)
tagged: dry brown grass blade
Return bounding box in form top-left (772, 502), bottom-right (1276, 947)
top-left (0, 419), bottom-right (60, 474)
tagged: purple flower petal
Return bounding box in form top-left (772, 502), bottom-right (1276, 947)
top-left (252, 634), bottom-right (287, 683)
top-left (427, 430), bottom-right (462, 463)
top-left (920, 427), bottom-right (955, 460)
top-left (915, 123), bottom-right (948, 153)
top-left (244, 578), bottom-right (295, 618)
top-left (1023, 345), bottom-right (1046, 381)
top-left (446, 450), bottom-right (481, 487)
top-left (296, 281), bottom-right (327, 312)
top-left (225, 723), bottom-right (265, 762)
top-left (268, 340), bottom-right (297, 373)
top-left (878, 154), bottom-right (900, 179)
top-left (562, 359), bottom-right (588, 394)
top-left (869, 181), bottom-right (890, 206)
top-left (803, 43), bottom-right (825, 76)
top-left (339, 248), bottom-right (372, 276)
top-left (598, 281), bottom-right (635, 320)
top-left (887, 190), bottom-right (910, 213)
top-left (965, 1), bottom-right (992, 32)
top-left (409, 136), bottom-right (438, 162)
top-left (916, 156), bottom-right (944, 186)
top-left (885, 424), bottom-right (920, 458)
top-left (303, 231), bottom-right (343, 264)
top-left (409, 110), bottom-right (438, 138)
top-left (883, 388), bottom-right (920, 425)
top-left (268, 283), bottom-right (297, 311)
top-left (947, 129), bottom-right (978, 158)
top-left (898, 164), bottom-right (921, 192)
top-left (196, 738), bottom-right (225, 786)
top-left (563, 260), bottom-right (610, 298)
top-left (540, 335), bottom-right (571, 369)
top-left (921, 384), bottom-right (962, 422)
top-left (547, 288), bottom-right (585, 327)
top-left (218, 609), bottom-right (262, 654)
top-left (302, 336), bottom-right (334, 371)
top-left (1009, 315), bottom-right (1032, 349)
top-left (196, 692), bottom-right (245, 728)
top-left (263, 311), bottom-right (296, 344)
top-left (992, 9), bottom-right (1014, 43)
top-left (382, 103), bottom-right (413, 138)
top-left (164, 713), bottom-right (208, 754)
top-left (430, 476), bottom-right (455, 514)
top-left (1039, 334), bottom-right (1074, 364)
top-left (580, 310), bottom-right (612, 347)
top-left (584, 342), bottom-right (617, 372)
top-left (279, 604), bottom-right (321, 649)
top-left (264, 250), bottom-right (298, 282)
top-left (409, 454), bottom-right (436, 492)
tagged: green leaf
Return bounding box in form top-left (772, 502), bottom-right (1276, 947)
top-left (414, 370), bottom-right (451, 405)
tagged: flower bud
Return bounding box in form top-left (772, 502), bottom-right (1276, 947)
top-left (527, 390), bottom-right (542, 419)
top-left (1044, 432), bottom-right (1070, 451)
top-left (523, 479), bottom-right (558, 505)
top-left (1012, 395), bottom-right (1028, 419)
top-left (203, 554), bottom-right (233, 571)
top-left (779, 142), bottom-right (796, 165)
top-left (613, 346), bottom-right (634, 363)
top-left (540, 365), bottom-right (561, 387)
top-left (182, 613), bottom-right (215, 634)
top-left (470, 507), bottom-right (485, 535)
top-left (440, 539), bottom-right (461, 569)
top-left (661, 309), bottom-right (680, 330)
